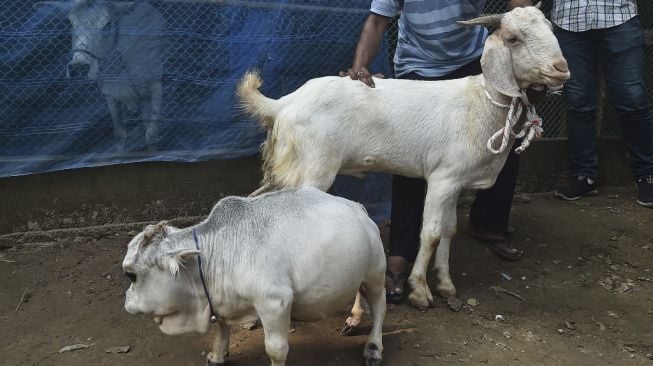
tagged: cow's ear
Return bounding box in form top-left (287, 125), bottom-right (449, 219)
top-left (163, 249), bottom-right (200, 276)
top-left (112, 1), bottom-right (134, 15)
top-left (33, 1), bottom-right (74, 11)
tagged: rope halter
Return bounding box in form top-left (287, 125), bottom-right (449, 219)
top-left (481, 78), bottom-right (544, 155)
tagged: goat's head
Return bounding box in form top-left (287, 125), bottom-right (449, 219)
top-left (458, 3), bottom-right (570, 98)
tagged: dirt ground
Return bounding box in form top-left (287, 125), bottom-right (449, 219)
top-left (1, 187), bottom-right (652, 366)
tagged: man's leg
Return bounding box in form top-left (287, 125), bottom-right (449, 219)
top-left (554, 26), bottom-right (601, 200)
top-left (598, 17), bottom-right (653, 206)
top-left (558, 26), bottom-right (601, 178)
top-left (468, 145), bottom-right (523, 260)
top-left (386, 175), bottom-right (424, 302)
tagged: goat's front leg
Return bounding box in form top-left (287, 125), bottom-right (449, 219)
top-left (408, 182), bottom-right (460, 309)
top-left (206, 321), bottom-right (231, 365)
top-left (257, 298), bottom-right (292, 366)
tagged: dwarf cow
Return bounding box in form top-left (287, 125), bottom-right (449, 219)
top-left (123, 187), bottom-right (386, 366)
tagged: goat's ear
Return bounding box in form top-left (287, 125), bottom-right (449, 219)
top-left (481, 32), bottom-right (521, 98)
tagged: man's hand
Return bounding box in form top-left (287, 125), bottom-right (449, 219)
top-left (338, 67), bottom-right (385, 88)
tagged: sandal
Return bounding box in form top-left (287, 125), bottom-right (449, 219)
top-left (465, 223), bottom-right (524, 261)
top-left (385, 269), bottom-right (408, 304)
top-left (475, 237), bottom-right (523, 261)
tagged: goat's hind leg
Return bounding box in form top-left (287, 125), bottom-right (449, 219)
top-left (408, 182), bottom-right (460, 309)
top-left (340, 289), bottom-right (365, 336)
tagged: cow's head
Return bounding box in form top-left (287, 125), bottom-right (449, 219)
top-left (458, 3), bottom-right (570, 98)
top-left (122, 221), bottom-right (212, 335)
top-left (36, 0), bottom-right (133, 79)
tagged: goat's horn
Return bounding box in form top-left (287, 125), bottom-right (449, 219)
top-left (457, 13), bottom-right (504, 27)
top-left (534, 2), bottom-right (542, 9)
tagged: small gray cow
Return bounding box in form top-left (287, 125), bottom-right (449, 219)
top-left (123, 187), bottom-right (386, 366)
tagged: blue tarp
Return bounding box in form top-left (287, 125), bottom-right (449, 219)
top-left (1, 0), bottom-right (392, 221)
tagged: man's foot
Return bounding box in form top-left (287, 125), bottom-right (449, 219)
top-left (466, 224), bottom-right (523, 261)
top-left (636, 175), bottom-right (653, 208)
top-left (385, 256), bottom-right (409, 304)
top-left (555, 175), bottom-right (598, 201)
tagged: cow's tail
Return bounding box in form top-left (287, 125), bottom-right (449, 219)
top-left (237, 70), bottom-right (281, 129)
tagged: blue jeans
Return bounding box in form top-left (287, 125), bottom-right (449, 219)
top-left (555, 16), bottom-right (653, 179)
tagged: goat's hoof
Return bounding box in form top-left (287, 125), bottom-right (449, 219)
top-left (436, 282), bottom-right (456, 299)
top-left (340, 324), bottom-right (355, 336)
top-left (408, 286), bottom-right (433, 310)
top-left (340, 316), bottom-right (361, 336)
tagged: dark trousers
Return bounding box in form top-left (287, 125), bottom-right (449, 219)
top-left (554, 17), bottom-right (653, 179)
top-left (388, 59), bottom-right (520, 262)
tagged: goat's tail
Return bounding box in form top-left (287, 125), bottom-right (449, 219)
top-left (237, 70), bottom-right (279, 129)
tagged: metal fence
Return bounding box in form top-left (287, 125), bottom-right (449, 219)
top-left (1, 0), bottom-right (653, 179)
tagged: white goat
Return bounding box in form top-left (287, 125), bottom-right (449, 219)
top-left (237, 5), bottom-right (570, 309)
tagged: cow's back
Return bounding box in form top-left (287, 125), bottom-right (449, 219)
top-left (204, 187), bottom-right (384, 320)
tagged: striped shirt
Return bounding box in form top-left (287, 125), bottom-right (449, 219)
top-left (371, 0), bottom-right (488, 77)
top-left (551, 0), bottom-right (638, 32)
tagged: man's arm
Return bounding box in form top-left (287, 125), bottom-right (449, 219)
top-left (506, 0), bottom-right (533, 10)
top-left (340, 13), bottom-right (389, 88)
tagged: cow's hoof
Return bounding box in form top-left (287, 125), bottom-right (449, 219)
top-left (363, 343), bottom-right (382, 366)
top-left (364, 358), bottom-right (382, 366)
top-left (408, 285), bottom-right (433, 310)
top-left (206, 351), bottom-right (228, 365)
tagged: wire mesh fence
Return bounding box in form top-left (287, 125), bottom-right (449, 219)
top-left (1, 0), bottom-right (389, 178)
top-left (1, 0), bottom-right (652, 179)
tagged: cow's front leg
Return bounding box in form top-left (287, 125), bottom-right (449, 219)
top-left (143, 80), bottom-right (162, 149)
top-left (106, 96), bottom-right (126, 151)
top-left (206, 321), bottom-right (231, 365)
top-left (257, 297), bottom-right (292, 366)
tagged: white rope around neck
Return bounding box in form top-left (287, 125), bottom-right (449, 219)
top-left (481, 78), bottom-right (543, 155)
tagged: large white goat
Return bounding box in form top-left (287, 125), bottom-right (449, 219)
top-left (237, 5), bottom-right (570, 309)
